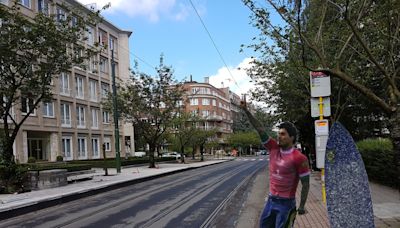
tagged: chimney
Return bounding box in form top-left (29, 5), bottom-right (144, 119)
top-left (204, 77), bottom-right (209, 83)
top-left (190, 75), bottom-right (192, 82)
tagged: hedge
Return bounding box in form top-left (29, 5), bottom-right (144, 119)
top-left (357, 138), bottom-right (397, 187)
top-left (21, 163), bottom-right (92, 172)
top-left (68, 157), bottom-right (176, 168)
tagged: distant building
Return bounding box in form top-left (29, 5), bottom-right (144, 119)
top-left (181, 77), bottom-right (239, 151)
top-left (0, 0), bottom-right (133, 162)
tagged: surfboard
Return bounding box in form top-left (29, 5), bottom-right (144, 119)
top-left (325, 122), bottom-right (375, 228)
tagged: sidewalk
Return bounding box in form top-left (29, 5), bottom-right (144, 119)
top-left (295, 171), bottom-right (400, 228)
top-left (0, 159), bottom-right (228, 219)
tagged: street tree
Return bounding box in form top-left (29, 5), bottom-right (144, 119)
top-left (115, 56), bottom-right (185, 168)
top-left (243, 0), bottom-right (400, 186)
top-left (170, 112), bottom-right (200, 163)
top-left (227, 131), bottom-right (260, 155)
top-left (0, 3), bottom-right (104, 165)
top-left (191, 128), bottom-right (217, 161)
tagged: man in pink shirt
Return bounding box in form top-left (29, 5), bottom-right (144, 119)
top-left (240, 101), bottom-right (310, 228)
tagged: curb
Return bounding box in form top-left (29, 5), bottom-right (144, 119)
top-left (0, 161), bottom-right (227, 220)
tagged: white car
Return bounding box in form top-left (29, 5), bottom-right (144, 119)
top-left (133, 151), bottom-right (146, 157)
top-left (162, 152), bottom-right (183, 158)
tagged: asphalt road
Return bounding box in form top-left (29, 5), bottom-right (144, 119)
top-left (0, 158), bottom-right (267, 228)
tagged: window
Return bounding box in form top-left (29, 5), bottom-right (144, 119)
top-left (102, 111), bottom-right (110, 123)
top-left (192, 87), bottom-right (199, 94)
top-left (86, 26), bottom-right (95, 46)
top-left (60, 73), bottom-right (70, 95)
top-left (76, 106), bottom-right (86, 128)
top-left (42, 102), bottom-right (54, 117)
top-left (38, 0), bottom-right (49, 15)
top-left (60, 103), bottom-right (71, 127)
top-left (21, 97), bottom-right (35, 115)
top-left (101, 83), bottom-right (109, 98)
top-left (212, 99), bottom-right (216, 106)
top-left (56, 7), bottom-right (66, 22)
top-left (175, 100), bottom-right (183, 107)
top-left (89, 80), bottom-right (98, 101)
top-left (190, 98), bottom-right (198, 106)
top-left (191, 110), bottom-right (198, 116)
top-left (19, 0), bottom-right (30, 8)
top-left (104, 137), bottom-right (111, 151)
top-left (61, 137), bottom-right (72, 160)
top-left (202, 98), bottom-right (210, 105)
top-left (89, 56), bottom-right (97, 73)
top-left (98, 29), bottom-right (107, 47)
top-left (202, 110), bottom-right (209, 117)
top-left (92, 137), bottom-right (100, 158)
top-left (109, 36), bottom-right (117, 53)
top-left (71, 16), bottom-right (78, 27)
top-left (99, 57), bottom-right (108, 73)
top-left (91, 108), bottom-right (99, 129)
top-left (75, 76), bottom-right (84, 99)
top-left (77, 137), bottom-right (87, 159)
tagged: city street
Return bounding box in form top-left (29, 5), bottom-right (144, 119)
top-left (0, 158), bottom-right (267, 228)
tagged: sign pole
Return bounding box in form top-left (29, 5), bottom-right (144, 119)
top-left (310, 71), bottom-right (330, 206)
top-left (319, 97), bottom-right (327, 204)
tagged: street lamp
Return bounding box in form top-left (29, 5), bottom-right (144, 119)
top-left (111, 49), bottom-right (121, 173)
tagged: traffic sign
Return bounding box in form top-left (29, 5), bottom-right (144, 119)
top-left (311, 97), bottom-right (331, 117)
top-left (315, 119), bottom-right (329, 135)
top-left (310, 71), bottom-right (331, 97)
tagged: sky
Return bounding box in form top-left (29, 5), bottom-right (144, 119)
top-left (76, 0), bottom-right (261, 97)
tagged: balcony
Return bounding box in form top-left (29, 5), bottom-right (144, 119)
top-left (206, 115), bottom-right (223, 121)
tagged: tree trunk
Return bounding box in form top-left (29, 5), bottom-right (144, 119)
top-left (180, 146), bottom-right (185, 163)
top-left (389, 109), bottom-right (400, 189)
top-left (1, 138), bottom-right (15, 166)
top-left (200, 144), bottom-right (204, 161)
top-left (192, 146), bottom-right (195, 160)
top-left (148, 144), bottom-right (156, 168)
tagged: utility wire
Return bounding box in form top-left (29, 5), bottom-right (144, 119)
top-left (188, 0), bottom-right (239, 88)
top-left (118, 43), bottom-right (157, 72)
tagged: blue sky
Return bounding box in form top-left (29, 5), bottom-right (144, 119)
top-left (77, 0), bottom-right (261, 96)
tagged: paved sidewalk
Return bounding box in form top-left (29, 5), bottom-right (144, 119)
top-left (0, 159), bottom-right (228, 219)
top-left (295, 171), bottom-right (400, 228)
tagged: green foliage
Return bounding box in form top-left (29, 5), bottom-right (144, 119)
top-left (0, 163), bottom-right (28, 193)
top-left (56, 155), bottom-right (64, 162)
top-left (357, 138), bottom-right (396, 187)
top-left (242, 0), bottom-right (399, 164)
top-left (69, 157), bottom-right (175, 168)
top-left (108, 55), bottom-right (185, 167)
top-left (27, 156), bottom-right (36, 163)
top-left (23, 163), bottom-right (91, 172)
top-left (227, 132), bottom-right (260, 149)
top-left (0, 3), bottom-right (104, 164)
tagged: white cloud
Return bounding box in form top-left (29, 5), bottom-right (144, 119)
top-left (76, 0), bottom-right (192, 22)
top-left (208, 58), bottom-right (255, 97)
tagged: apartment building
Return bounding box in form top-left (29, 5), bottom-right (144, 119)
top-left (0, 0), bottom-right (133, 162)
top-left (181, 78), bottom-right (235, 148)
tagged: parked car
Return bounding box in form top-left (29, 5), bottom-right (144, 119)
top-left (162, 152), bottom-right (183, 159)
top-left (133, 151), bottom-right (146, 157)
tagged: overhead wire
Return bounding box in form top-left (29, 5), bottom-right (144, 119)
top-left (188, 0), bottom-right (240, 88)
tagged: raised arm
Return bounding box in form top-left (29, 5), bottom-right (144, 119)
top-left (239, 100), bottom-right (269, 142)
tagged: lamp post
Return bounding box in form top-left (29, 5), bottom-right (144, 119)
top-left (111, 49), bottom-right (121, 173)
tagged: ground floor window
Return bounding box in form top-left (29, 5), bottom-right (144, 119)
top-left (92, 137), bottom-right (100, 158)
top-left (61, 136), bottom-right (72, 160)
top-left (77, 137), bottom-right (87, 159)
